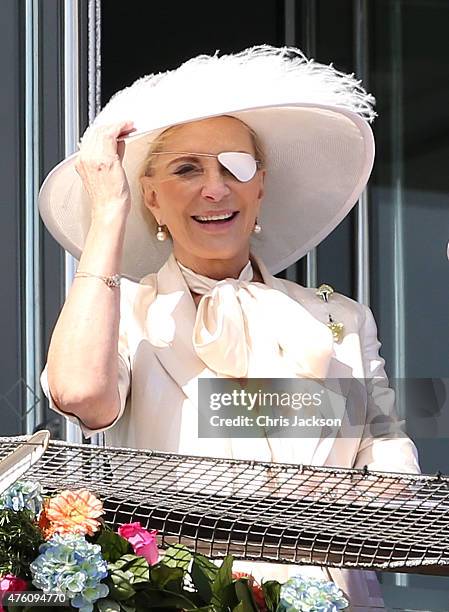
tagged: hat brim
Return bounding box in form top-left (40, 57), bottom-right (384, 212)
top-left (39, 103), bottom-right (374, 280)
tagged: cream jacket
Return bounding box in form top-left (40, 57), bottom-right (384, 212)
top-left (41, 254), bottom-right (420, 611)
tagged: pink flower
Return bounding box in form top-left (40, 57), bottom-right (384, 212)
top-left (0, 575), bottom-right (27, 612)
top-left (118, 522), bottom-right (159, 565)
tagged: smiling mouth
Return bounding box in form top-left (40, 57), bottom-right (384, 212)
top-left (192, 211), bottom-right (239, 224)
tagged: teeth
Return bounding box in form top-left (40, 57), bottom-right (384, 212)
top-left (194, 212), bottom-right (234, 221)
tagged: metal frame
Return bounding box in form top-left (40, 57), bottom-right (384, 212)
top-left (87, 0), bottom-right (103, 447)
top-left (389, 0), bottom-right (408, 589)
top-left (88, 0), bottom-right (101, 124)
top-left (354, 0), bottom-right (371, 306)
top-left (24, 0), bottom-right (43, 433)
top-left (62, 0), bottom-right (103, 445)
top-left (283, 0), bottom-right (298, 283)
top-left (284, 0), bottom-right (318, 287)
top-left (390, 0), bottom-right (406, 399)
top-left (63, 0), bottom-right (83, 443)
top-left (302, 0), bottom-right (318, 289)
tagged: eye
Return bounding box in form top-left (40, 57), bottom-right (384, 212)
top-left (173, 163), bottom-right (201, 176)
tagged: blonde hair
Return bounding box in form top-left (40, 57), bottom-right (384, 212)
top-left (141, 116), bottom-right (266, 177)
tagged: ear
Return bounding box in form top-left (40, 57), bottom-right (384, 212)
top-left (140, 176), bottom-right (161, 219)
top-left (257, 168), bottom-right (266, 203)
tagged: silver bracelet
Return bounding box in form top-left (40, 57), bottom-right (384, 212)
top-left (74, 271), bottom-right (121, 288)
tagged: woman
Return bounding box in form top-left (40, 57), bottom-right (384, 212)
top-left (39, 46), bottom-right (419, 609)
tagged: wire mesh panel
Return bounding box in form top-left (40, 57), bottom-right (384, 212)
top-left (1, 436), bottom-right (449, 574)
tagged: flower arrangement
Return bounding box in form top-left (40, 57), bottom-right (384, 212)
top-left (0, 481), bottom-right (349, 612)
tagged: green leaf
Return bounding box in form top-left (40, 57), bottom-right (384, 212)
top-left (0, 508), bottom-right (44, 579)
top-left (262, 581), bottom-right (281, 612)
top-left (212, 555), bottom-right (233, 594)
top-left (126, 557), bottom-right (150, 584)
top-left (191, 555), bottom-right (218, 603)
top-left (95, 599), bottom-right (122, 612)
top-left (119, 602), bottom-right (137, 612)
top-left (108, 569), bottom-right (137, 600)
top-left (194, 553), bottom-right (219, 579)
top-left (109, 555), bottom-right (150, 584)
top-left (234, 579), bottom-right (258, 612)
top-left (150, 564), bottom-right (184, 589)
top-left (218, 582), bottom-right (240, 611)
top-left (211, 555), bottom-right (234, 609)
top-left (162, 544), bottom-right (192, 572)
top-left (134, 587), bottom-right (197, 610)
top-left (111, 554), bottom-right (146, 570)
top-left (96, 529), bottom-right (131, 562)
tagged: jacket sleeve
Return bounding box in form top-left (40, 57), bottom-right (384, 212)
top-left (353, 305), bottom-right (420, 474)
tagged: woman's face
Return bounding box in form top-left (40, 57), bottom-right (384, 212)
top-left (141, 116), bottom-right (265, 276)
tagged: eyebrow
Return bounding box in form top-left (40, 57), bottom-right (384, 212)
top-left (165, 155), bottom-right (202, 168)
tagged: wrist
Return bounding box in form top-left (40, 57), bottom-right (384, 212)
top-left (81, 213), bottom-right (127, 274)
top-left (74, 271), bottom-right (121, 288)
top-left (90, 203), bottom-right (130, 228)
top-left (89, 213), bottom-right (129, 240)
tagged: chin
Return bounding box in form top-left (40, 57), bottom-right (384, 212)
top-left (196, 245), bottom-right (248, 262)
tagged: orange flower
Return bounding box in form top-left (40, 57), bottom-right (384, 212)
top-left (251, 583), bottom-right (268, 612)
top-left (43, 489), bottom-right (103, 537)
top-left (37, 499), bottom-right (53, 539)
top-left (233, 571), bottom-right (255, 585)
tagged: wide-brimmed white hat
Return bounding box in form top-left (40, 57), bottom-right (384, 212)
top-left (39, 45), bottom-right (375, 280)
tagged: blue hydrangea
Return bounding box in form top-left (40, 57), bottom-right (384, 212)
top-left (30, 533), bottom-right (109, 612)
top-left (279, 576), bottom-right (349, 612)
top-left (0, 480), bottom-right (43, 516)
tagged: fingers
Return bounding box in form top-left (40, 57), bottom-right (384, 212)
top-left (74, 121), bottom-right (136, 215)
top-left (82, 120), bottom-right (135, 142)
top-left (79, 120), bottom-right (135, 159)
top-left (75, 120), bottom-right (135, 172)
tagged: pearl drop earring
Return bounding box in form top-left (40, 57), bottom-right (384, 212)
top-left (156, 224), bottom-right (168, 242)
top-left (253, 219), bottom-right (262, 234)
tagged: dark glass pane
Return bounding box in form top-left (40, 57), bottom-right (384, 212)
top-left (291, 0), bottom-right (356, 294)
top-left (101, 0), bottom-right (284, 105)
top-left (370, 0), bottom-right (449, 605)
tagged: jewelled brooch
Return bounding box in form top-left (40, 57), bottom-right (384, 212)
top-left (316, 284), bottom-right (344, 343)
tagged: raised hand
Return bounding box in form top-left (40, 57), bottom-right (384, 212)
top-left (75, 120), bottom-right (135, 221)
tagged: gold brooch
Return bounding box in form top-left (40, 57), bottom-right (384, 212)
top-left (316, 284), bottom-right (334, 303)
top-left (316, 284), bottom-right (345, 343)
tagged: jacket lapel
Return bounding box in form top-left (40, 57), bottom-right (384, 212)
top-left (146, 254), bottom-right (215, 409)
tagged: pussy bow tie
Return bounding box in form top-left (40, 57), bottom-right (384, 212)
top-left (178, 260), bottom-right (333, 379)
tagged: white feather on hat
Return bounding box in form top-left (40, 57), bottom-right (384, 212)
top-left (39, 45), bottom-right (376, 279)
top-left (92, 46), bottom-right (376, 132)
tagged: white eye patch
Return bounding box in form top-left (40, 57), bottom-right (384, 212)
top-left (151, 151), bottom-right (259, 182)
top-left (216, 152), bottom-right (258, 182)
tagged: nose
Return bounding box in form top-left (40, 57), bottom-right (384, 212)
top-left (200, 166), bottom-right (231, 202)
